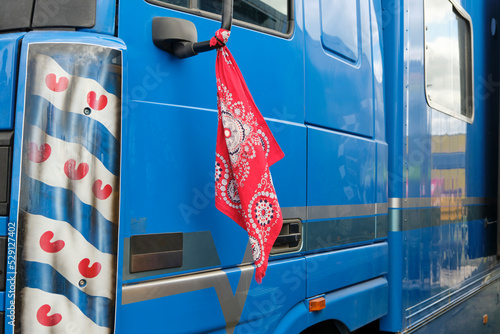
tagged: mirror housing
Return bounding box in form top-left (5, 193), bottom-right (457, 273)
top-left (152, 17), bottom-right (198, 59)
top-left (152, 0), bottom-right (233, 59)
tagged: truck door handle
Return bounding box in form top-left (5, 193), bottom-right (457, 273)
top-left (152, 0), bottom-right (233, 59)
top-left (271, 219), bottom-right (303, 254)
top-left (274, 234), bottom-right (301, 245)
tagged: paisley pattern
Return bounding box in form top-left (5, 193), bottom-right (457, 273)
top-left (213, 29), bottom-right (284, 283)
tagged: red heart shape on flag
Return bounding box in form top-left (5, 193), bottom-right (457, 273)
top-left (28, 142), bottom-right (51, 163)
top-left (37, 304), bottom-right (62, 327)
top-left (78, 258), bottom-right (102, 278)
top-left (64, 159), bottom-right (89, 180)
top-left (92, 180), bottom-right (112, 200)
top-left (39, 231), bottom-right (65, 253)
top-left (87, 91), bottom-right (108, 110)
top-left (45, 73), bottom-right (69, 92)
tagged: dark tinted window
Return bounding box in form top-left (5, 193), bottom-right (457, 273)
top-left (153, 0), bottom-right (290, 34)
top-left (0, 0), bottom-right (33, 32)
top-left (0, 0), bottom-right (96, 32)
top-left (162, 0), bottom-right (189, 6)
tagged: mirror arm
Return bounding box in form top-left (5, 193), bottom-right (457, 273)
top-left (171, 0), bottom-right (233, 58)
top-left (221, 0), bottom-right (233, 31)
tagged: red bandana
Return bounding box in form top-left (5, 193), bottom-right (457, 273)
top-left (212, 29), bottom-right (284, 283)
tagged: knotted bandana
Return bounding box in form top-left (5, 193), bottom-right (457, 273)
top-left (212, 29), bottom-right (284, 283)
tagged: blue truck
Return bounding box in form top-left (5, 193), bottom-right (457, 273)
top-left (0, 0), bottom-right (499, 333)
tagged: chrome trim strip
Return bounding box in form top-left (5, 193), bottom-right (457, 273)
top-left (122, 266), bottom-right (255, 334)
top-left (307, 204), bottom-right (376, 220)
top-left (281, 203), bottom-right (389, 221)
top-left (122, 265), bottom-right (254, 305)
top-left (377, 203), bottom-right (388, 214)
top-left (388, 198), bottom-right (402, 209)
top-left (281, 206), bottom-right (307, 220)
top-left (282, 198), bottom-right (491, 221)
top-left (389, 197), bottom-right (494, 209)
top-left (403, 198), bottom-right (432, 208)
top-left (462, 197), bottom-right (496, 205)
top-left (388, 209), bottom-right (402, 232)
top-left (241, 241), bottom-right (254, 263)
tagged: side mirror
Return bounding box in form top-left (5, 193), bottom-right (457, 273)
top-left (152, 0), bottom-right (233, 59)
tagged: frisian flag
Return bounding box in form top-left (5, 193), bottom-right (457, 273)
top-left (16, 44), bottom-right (121, 333)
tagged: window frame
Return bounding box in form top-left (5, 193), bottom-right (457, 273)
top-left (146, 0), bottom-right (295, 38)
top-left (423, 0), bottom-right (474, 124)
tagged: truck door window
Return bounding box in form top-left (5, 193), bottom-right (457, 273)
top-left (424, 0), bottom-right (474, 122)
top-left (149, 0), bottom-right (291, 35)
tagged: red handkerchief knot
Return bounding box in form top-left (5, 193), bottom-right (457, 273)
top-left (213, 29), bottom-right (284, 284)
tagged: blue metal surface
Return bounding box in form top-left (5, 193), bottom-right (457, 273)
top-left (272, 298), bottom-right (309, 334)
top-left (306, 243), bottom-right (388, 297)
top-left (411, 276), bottom-right (500, 334)
top-left (118, 100), bottom-right (307, 285)
top-left (111, 0), bottom-right (392, 332)
top-left (402, 219), bottom-right (498, 326)
top-left (381, 0), bottom-right (500, 331)
top-left (307, 127), bottom-right (376, 207)
top-left (382, 0), bottom-right (405, 201)
top-left (113, 0), bottom-right (391, 332)
top-left (320, 0), bottom-right (359, 62)
top-left (3, 0), bottom-right (499, 332)
top-left (79, 0), bottom-right (116, 35)
top-left (372, 0), bottom-right (385, 142)
top-left (432, 152), bottom-right (466, 170)
top-left (376, 142), bottom-right (389, 206)
top-left (380, 230), bottom-right (404, 332)
top-left (0, 217), bottom-right (7, 236)
top-left (0, 292), bottom-right (5, 312)
top-left (309, 277), bottom-right (388, 331)
top-left (273, 277), bottom-right (388, 334)
top-left (4, 35), bottom-right (30, 333)
top-left (0, 33), bottom-right (25, 130)
top-left (116, 257), bottom-right (307, 334)
top-left (112, 1), bottom-right (311, 332)
top-left (5, 32), bottom-right (30, 331)
top-left (305, 125), bottom-right (380, 251)
top-left (116, 0), bottom-right (306, 278)
top-left (304, 0), bottom-right (374, 137)
top-left (119, 1), bottom-right (304, 122)
top-left (123, 285), bottom-right (226, 333)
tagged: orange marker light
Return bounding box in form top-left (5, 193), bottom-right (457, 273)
top-left (483, 314), bottom-right (488, 325)
top-left (309, 297), bottom-right (326, 312)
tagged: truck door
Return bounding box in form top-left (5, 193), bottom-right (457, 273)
top-left (115, 0), bottom-right (307, 333)
top-left (303, 0), bottom-right (387, 253)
